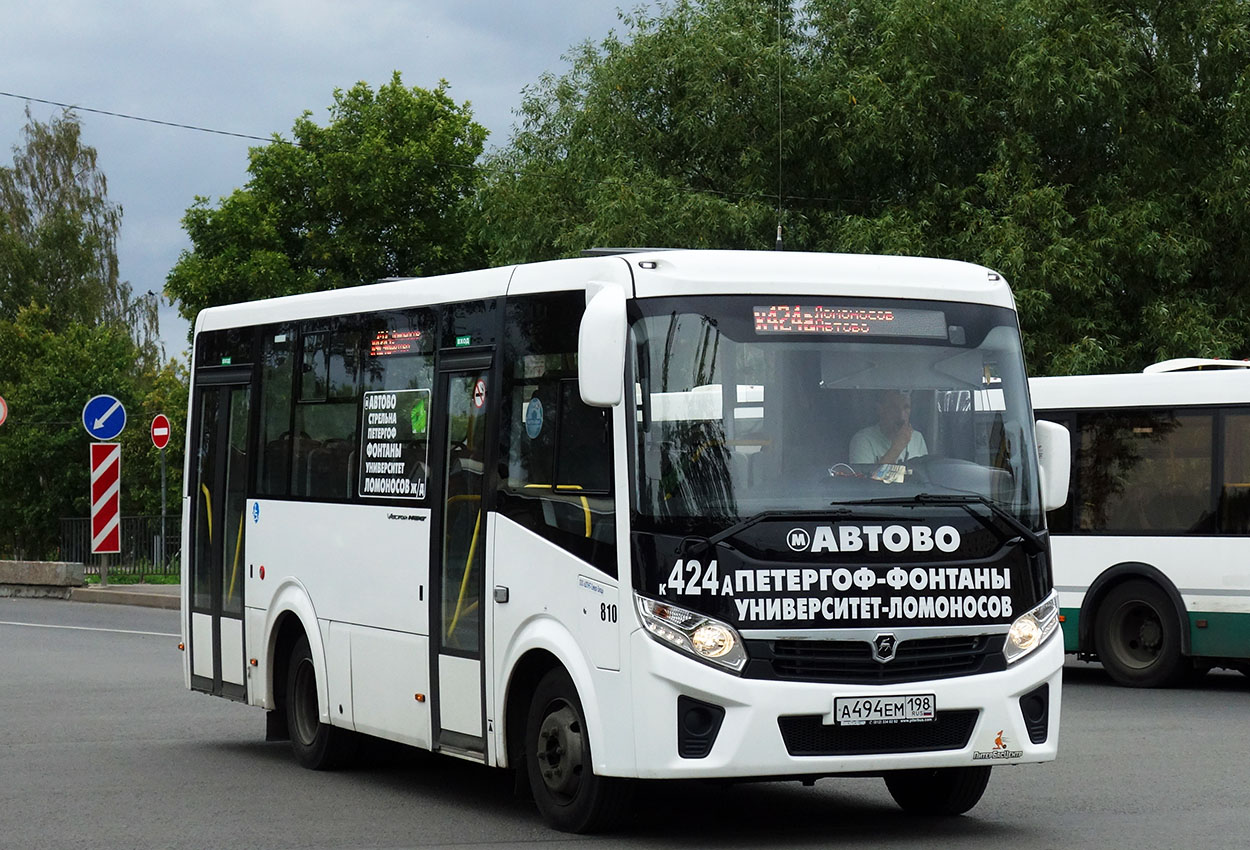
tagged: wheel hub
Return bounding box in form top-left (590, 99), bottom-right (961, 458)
top-left (536, 704), bottom-right (584, 798)
top-left (1115, 602), bottom-right (1163, 667)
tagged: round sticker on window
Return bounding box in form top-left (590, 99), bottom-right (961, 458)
top-left (525, 397), bottom-right (544, 439)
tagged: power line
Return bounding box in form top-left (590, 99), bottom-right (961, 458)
top-left (0, 90), bottom-right (284, 145)
top-left (0, 88), bottom-right (877, 211)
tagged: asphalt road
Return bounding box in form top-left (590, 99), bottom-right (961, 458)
top-left (2, 597), bottom-right (1248, 850)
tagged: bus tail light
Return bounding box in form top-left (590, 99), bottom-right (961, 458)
top-left (636, 594), bottom-right (748, 673)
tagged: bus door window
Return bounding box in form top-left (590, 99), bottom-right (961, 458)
top-left (442, 370), bottom-right (488, 651)
top-left (222, 387), bottom-right (250, 616)
top-left (192, 390), bottom-right (221, 611)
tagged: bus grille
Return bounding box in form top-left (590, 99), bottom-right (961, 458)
top-left (778, 710), bottom-right (979, 756)
top-left (744, 634), bottom-right (1006, 684)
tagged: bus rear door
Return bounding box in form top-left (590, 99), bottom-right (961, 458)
top-left (187, 371), bottom-right (252, 701)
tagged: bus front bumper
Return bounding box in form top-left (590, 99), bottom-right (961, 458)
top-left (624, 628), bottom-right (1063, 779)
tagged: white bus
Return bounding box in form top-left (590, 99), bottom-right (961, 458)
top-left (1031, 361), bottom-right (1250, 687)
top-left (182, 250), bottom-right (1070, 831)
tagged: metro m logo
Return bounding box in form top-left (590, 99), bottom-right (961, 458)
top-left (786, 528), bottom-right (811, 552)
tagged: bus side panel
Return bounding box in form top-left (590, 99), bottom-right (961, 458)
top-left (351, 626), bottom-right (431, 747)
top-left (490, 515), bottom-right (635, 775)
top-left (1188, 610), bottom-right (1250, 657)
top-left (246, 499), bottom-right (432, 732)
top-left (245, 500), bottom-right (431, 635)
top-left (1051, 535), bottom-right (1250, 657)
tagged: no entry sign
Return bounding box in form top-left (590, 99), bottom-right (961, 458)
top-left (90, 443), bottom-right (121, 554)
top-left (150, 414), bottom-right (171, 450)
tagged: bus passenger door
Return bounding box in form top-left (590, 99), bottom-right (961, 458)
top-left (188, 375), bottom-right (251, 701)
top-left (431, 359), bottom-right (491, 755)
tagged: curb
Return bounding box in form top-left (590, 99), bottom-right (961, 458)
top-left (68, 587), bottom-right (180, 610)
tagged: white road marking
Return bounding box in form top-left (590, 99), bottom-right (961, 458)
top-left (0, 620), bottom-right (178, 638)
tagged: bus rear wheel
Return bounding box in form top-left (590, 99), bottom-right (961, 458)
top-left (525, 668), bottom-right (632, 833)
top-left (884, 766), bottom-right (991, 815)
top-left (286, 634), bottom-right (356, 769)
top-left (1094, 580), bottom-right (1185, 688)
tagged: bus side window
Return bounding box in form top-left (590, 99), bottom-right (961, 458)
top-left (1219, 410), bottom-right (1250, 533)
top-left (257, 325), bottom-right (296, 497)
top-left (293, 320), bottom-right (361, 499)
top-left (497, 292), bottom-right (616, 577)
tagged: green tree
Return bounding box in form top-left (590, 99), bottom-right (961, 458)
top-left (166, 73), bottom-right (488, 323)
top-left (0, 106), bottom-right (160, 364)
top-left (0, 305), bottom-right (181, 558)
top-left (481, 0), bottom-right (1250, 375)
top-left (0, 110), bottom-right (176, 560)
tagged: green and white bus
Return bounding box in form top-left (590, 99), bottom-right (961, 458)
top-left (1031, 359), bottom-right (1250, 686)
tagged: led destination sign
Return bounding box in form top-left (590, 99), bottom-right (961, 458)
top-left (369, 328), bottom-right (424, 357)
top-left (753, 305), bottom-right (948, 338)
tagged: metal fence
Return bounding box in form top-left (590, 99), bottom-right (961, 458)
top-left (59, 515), bottom-right (181, 578)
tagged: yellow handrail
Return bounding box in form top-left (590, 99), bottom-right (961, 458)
top-left (227, 512), bottom-right (244, 602)
top-left (447, 503), bottom-right (482, 640)
top-left (200, 484), bottom-right (213, 543)
top-left (523, 483), bottom-right (592, 537)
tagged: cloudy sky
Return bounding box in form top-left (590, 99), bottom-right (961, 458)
top-left (0, 1), bottom-right (648, 359)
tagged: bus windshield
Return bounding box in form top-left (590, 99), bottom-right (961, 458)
top-left (629, 295), bottom-right (1041, 534)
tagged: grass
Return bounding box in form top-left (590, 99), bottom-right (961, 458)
top-left (84, 572), bottom-right (180, 585)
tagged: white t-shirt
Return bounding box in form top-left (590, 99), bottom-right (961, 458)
top-left (849, 425), bottom-right (928, 464)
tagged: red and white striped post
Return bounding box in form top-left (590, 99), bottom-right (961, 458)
top-left (90, 443), bottom-right (121, 585)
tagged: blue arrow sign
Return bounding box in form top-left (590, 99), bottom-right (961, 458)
top-left (83, 394), bottom-right (126, 441)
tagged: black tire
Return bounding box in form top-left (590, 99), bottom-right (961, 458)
top-left (1093, 580), bottom-right (1186, 688)
top-left (525, 668), bottom-right (632, 833)
top-left (286, 634), bottom-right (356, 769)
top-left (884, 766), bottom-right (991, 816)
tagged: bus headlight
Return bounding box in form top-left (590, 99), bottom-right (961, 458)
top-left (1004, 590), bottom-right (1060, 664)
top-left (636, 594), bottom-right (748, 673)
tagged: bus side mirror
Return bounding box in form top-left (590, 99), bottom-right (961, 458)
top-left (1035, 419), bottom-right (1071, 512)
top-left (578, 283), bottom-right (626, 407)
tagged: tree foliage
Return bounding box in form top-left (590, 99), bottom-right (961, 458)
top-left (0, 110), bottom-right (177, 559)
top-left (0, 107), bottom-right (160, 364)
top-left (166, 73), bottom-right (488, 324)
top-left (0, 305), bottom-right (183, 558)
top-left (480, 0), bottom-right (1250, 374)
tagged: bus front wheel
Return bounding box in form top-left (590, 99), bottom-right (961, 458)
top-left (525, 668), bottom-right (632, 833)
top-left (1093, 579), bottom-right (1185, 688)
top-left (884, 766), bottom-right (991, 815)
top-left (286, 634), bottom-right (356, 769)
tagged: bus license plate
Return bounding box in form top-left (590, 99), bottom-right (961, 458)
top-left (834, 694), bottom-right (936, 725)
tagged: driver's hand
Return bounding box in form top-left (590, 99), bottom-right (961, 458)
top-left (890, 424), bottom-right (913, 451)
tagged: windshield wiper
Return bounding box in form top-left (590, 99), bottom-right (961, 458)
top-left (678, 508), bottom-right (851, 556)
top-left (849, 493), bottom-right (1046, 555)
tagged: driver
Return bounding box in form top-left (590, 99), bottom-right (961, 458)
top-left (850, 389), bottom-right (927, 465)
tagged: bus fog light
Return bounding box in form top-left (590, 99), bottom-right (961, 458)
top-left (637, 595), bottom-right (748, 673)
top-left (1004, 591), bottom-right (1060, 664)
